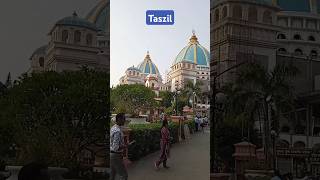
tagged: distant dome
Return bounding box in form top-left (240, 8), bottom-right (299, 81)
top-left (277, 0), bottom-right (310, 12)
top-left (173, 32), bottom-right (210, 67)
top-left (127, 66), bottom-right (141, 72)
top-left (30, 45), bottom-right (47, 60)
top-left (137, 52), bottom-right (162, 79)
top-left (86, 0), bottom-right (108, 33)
top-left (56, 12), bottom-right (98, 31)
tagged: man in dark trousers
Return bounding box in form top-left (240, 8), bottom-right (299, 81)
top-left (18, 162), bottom-right (50, 180)
top-left (110, 113), bottom-right (128, 180)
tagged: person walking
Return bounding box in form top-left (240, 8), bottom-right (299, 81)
top-left (199, 116), bottom-right (205, 133)
top-left (155, 118), bottom-right (171, 169)
top-left (194, 116), bottom-right (199, 132)
top-left (110, 113), bottom-right (128, 180)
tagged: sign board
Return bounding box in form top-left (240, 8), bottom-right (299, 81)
top-left (276, 148), bottom-right (311, 157)
top-left (277, 148), bottom-right (320, 163)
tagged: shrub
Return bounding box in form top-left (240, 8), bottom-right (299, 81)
top-left (128, 122), bottom-right (179, 161)
top-left (185, 120), bottom-right (195, 133)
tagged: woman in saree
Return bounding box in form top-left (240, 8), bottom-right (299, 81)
top-left (154, 117), bottom-right (170, 169)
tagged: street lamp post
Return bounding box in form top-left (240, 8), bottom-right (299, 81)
top-left (271, 129), bottom-right (277, 172)
top-left (174, 81), bottom-right (181, 116)
top-left (211, 61), bottom-right (247, 173)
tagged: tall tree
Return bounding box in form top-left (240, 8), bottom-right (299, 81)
top-left (111, 84), bottom-right (156, 116)
top-left (183, 80), bottom-right (203, 108)
top-left (219, 62), bottom-right (298, 168)
top-left (0, 69), bottom-right (110, 171)
top-left (159, 91), bottom-right (174, 108)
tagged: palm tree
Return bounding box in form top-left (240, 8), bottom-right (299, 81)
top-left (183, 80), bottom-right (203, 109)
top-left (222, 62), bottom-right (298, 167)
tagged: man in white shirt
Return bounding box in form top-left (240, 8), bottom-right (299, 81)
top-left (110, 113), bottom-right (128, 180)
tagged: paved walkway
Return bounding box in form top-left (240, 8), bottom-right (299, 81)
top-left (127, 128), bottom-right (210, 180)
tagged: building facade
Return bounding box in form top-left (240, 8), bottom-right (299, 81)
top-left (119, 32), bottom-right (211, 113)
top-left (211, 0), bottom-right (320, 177)
top-left (119, 51), bottom-right (164, 95)
top-left (29, 0), bottom-right (109, 73)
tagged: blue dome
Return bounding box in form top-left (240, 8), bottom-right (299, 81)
top-left (56, 12), bottom-right (98, 31)
top-left (277, 0), bottom-right (310, 12)
top-left (86, 0), bottom-right (108, 33)
top-left (127, 66), bottom-right (141, 72)
top-left (137, 52), bottom-right (161, 77)
top-left (173, 33), bottom-right (210, 67)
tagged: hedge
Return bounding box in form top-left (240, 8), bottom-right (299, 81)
top-left (127, 120), bottom-right (195, 161)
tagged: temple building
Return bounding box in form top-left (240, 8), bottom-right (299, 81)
top-left (119, 51), bottom-right (164, 95)
top-left (211, 0), bottom-right (320, 177)
top-left (119, 32), bottom-right (210, 113)
top-left (166, 32), bottom-right (211, 112)
top-left (28, 0), bottom-right (109, 73)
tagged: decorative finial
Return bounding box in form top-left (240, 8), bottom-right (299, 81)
top-left (190, 30), bottom-right (198, 43)
top-left (73, 11), bottom-right (78, 17)
top-left (145, 51), bottom-right (151, 60)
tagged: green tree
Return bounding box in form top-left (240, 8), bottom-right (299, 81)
top-left (0, 82), bottom-right (6, 95)
top-left (111, 84), bottom-right (156, 116)
top-left (0, 69), bottom-right (109, 171)
top-left (217, 62), bottom-right (298, 168)
top-left (159, 91), bottom-right (174, 108)
top-left (183, 80), bottom-right (203, 109)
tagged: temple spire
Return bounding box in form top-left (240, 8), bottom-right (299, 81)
top-left (145, 51), bottom-right (151, 60)
top-left (190, 30), bottom-right (198, 43)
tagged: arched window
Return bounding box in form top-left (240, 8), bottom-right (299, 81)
top-left (294, 34), bottom-right (302, 40)
top-left (277, 139), bottom-right (290, 148)
top-left (232, 5), bottom-right (242, 19)
top-left (62, 30), bottom-right (68, 43)
top-left (294, 48), bottom-right (303, 55)
top-left (39, 57), bottom-right (44, 67)
top-left (86, 34), bottom-right (93, 46)
top-left (277, 48), bottom-right (287, 53)
top-left (263, 10), bottom-right (272, 24)
top-left (293, 141), bottom-right (306, 149)
top-left (74, 30), bottom-right (81, 44)
top-left (214, 9), bottom-right (220, 22)
top-left (309, 35), bottom-right (316, 41)
top-left (277, 33), bottom-right (286, 39)
top-left (248, 6), bottom-right (257, 22)
top-left (311, 50), bottom-right (318, 57)
top-left (222, 6), bottom-right (227, 18)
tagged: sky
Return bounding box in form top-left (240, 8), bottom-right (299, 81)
top-left (111, 0), bottom-right (210, 86)
top-left (0, 0), bottom-right (100, 82)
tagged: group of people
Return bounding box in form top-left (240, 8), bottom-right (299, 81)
top-left (194, 115), bottom-right (208, 132)
top-left (110, 113), bottom-right (171, 180)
